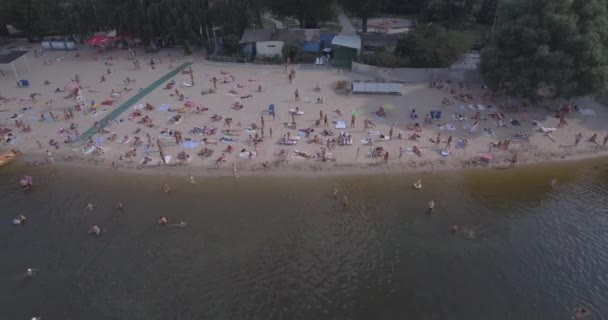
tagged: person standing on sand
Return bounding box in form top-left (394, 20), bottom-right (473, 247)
top-left (260, 116), bottom-right (265, 128)
top-left (589, 134), bottom-right (599, 145)
top-left (343, 196), bottom-right (348, 209)
top-left (603, 134), bottom-right (608, 147)
top-left (269, 127), bottom-right (273, 138)
top-left (351, 114), bottom-right (356, 128)
top-left (389, 126), bottom-right (394, 140)
top-left (324, 114), bottom-right (328, 127)
top-left (435, 133), bottom-right (441, 148)
top-left (46, 150), bottom-right (55, 165)
top-left (509, 153), bottom-right (518, 168)
top-left (294, 89), bottom-right (300, 101)
top-left (212, 77), bottom-right (217, 90)
top-left (399, 146), bottom-right (404, 159)
top-left (446, 136), bottom-right (453, 150)
top-left (384, 151), bottom-right (389, 163)
top-left (232, 164), bottom-right (239, 178)
top-left (320, 110), bottom-right (324, 121)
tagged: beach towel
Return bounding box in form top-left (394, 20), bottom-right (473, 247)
top-left (94, 137), bottom-right (106, 145)
top-left (134, 103), bottom-right (144, 109)
top-left (430, 110), bottom-right (442, 119)
top-left (268, 104), bottom-right (275, 115)
top-left (180, 141), bottom-right (199, 149)
top-left (579, 108), bottom-right (596, 116)
top-left (17, 80), bottom-right (29, 87)
top-left (289, 109), bottom-right (304, 115)
top-left (101, 100), bottom-right (116, 105)
top-left (334, 120), bottom-right (346, 129)
top-left (159, 104), bottom-right (171, 112)
top-left (539, 126), bottom-right (556, 133)
top-left (181, 82), bottom-right (193, 87)
top-left (239, 151), bottom-right (257, 159)
top-left (439, 124), bottom-right (457, 131)
top-left (477, 105), bottom-right (486, 111)
top-left (456, 139), bottom-right (466, 149)
top-left (440, 150), bottom-right (451, 157)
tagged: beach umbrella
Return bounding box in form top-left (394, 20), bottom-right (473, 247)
top-left (85, 35), bottom-right (112, 46)
top-left (382, 104), bottom-right (394, 110)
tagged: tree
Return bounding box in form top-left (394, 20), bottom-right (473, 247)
top-left (395, 24), bottom-right (472, 67)
top-left (480, 0), bottom-right (608, 99)
top-left (341, 0), bottom-right (386, 33)
top-left (477, 0), bottom-right (498, 24)
top-left (423, 0), bottom-right (480, 27)
top-left (267, 0), bottom-right (337, 28)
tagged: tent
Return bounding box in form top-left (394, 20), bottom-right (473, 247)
top-left (85, 35), bottom-right (114, 46)
top-left (0, 50), bottom-right (31, 80)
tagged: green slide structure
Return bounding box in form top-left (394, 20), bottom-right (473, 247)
top-left (76, 62), bottom-right (192, 143)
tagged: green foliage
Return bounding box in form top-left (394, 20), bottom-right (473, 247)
top-left (282, 42), bottom-right (301, 61)
top-left (477, 0), bottom-right (498, 24)
top-left (395, 24), bottom-right (472, 67)
top-left (384, 0), bottom-right (427, 15)
top-left (341, 0), bottom-right (386, 32)
top-left (422, 0), bottom-right (480, 27)
top-left (267, 0), bottom-right (337, 28)
top-left (357, 52), bottom-right (409, 68)
top-left (222, 34), bottom-right (240, 55)
top-left (480, 0), bottom-right (608, 99)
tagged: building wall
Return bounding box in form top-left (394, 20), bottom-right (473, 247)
top-left (352, 62), bottom-right (483, 83)
top-left (256, 41), bottom-right (284, 57)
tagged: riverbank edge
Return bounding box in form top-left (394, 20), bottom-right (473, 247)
top-left (15, 148), bottom-right (608, 178)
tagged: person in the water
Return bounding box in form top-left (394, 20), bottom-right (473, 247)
top-left (12, 214), bottom-right (27, 225)
top-left (88, 224), bottom-right (101, 236)
top-left (158, 216), bottom-right (168, 225)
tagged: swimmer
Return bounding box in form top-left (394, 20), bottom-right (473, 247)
top-left (189, 175), bottom-right (197, 184)
top-left (88, 224), bottom-right (101, 236)
top-left (343, 195), bottom-right (349, 208)
top-left (550, 178), bottom-right (558, 188)
top-left (332, 188), bottom-right (338, 200)
top-left (24, 268), bottom-right (39, 278)
top-left (158, 216), bottom-right (168, 225)
top-left (117, 202), bottom-right (124, 212)
top-left (450, 224), bottom-right (459, 233)
top-left (31, 317), bottom-right (42, 320)
top-left (413, 180), bottom-right (422, 189)
top-left (86, 203), bottom-right (94, 211)
top-left (428, 200), bottom-right (435, 212)
top-left (164, 184), bottom-right (171, 194)
top-left (168, 221), bottom-right (187, 227)
top-left (574, 306), bottom-right (590, 319)
top-left (12, 214), bottom-right (27, 225)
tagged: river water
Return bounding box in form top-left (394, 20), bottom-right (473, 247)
top-left (1, 161), bottom-right (608, 319)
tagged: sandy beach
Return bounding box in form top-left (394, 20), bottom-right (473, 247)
top-left (2, 43), bottom-right (608, 177)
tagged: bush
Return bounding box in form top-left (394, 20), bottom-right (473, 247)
top-left (282, 42), bottom-right (300, 62)
top-left (395, 24), bottom-right (472, 68)
top-left (356, 53), bottom-right (409, 68)
top-left (222, 34), bottom-right (240, 55)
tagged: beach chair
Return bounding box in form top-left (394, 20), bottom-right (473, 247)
top-left (17, 80), bottom-right (29, 87)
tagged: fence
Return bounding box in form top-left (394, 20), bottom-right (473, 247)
top-left (351, 62), bottom-right (483, 83)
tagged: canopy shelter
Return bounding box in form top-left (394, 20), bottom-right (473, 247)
top-left (85, 35), bottom-right (115, 46)
top-left (0, 50), bottom-right (31, 80)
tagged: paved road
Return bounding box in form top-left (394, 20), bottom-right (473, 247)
top-left (337, 9), bottom-right (356, 35)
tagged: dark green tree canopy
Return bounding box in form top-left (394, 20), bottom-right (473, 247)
top-left (395, 24), bottom-right (472, 67)
top-left (340, 0), bottom-right (386, 32)
top-left (480, 0), bottom-right (608, 99)
top-left (267, 0), bottom-right (336, 28)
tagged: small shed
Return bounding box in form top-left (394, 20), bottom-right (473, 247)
top-left (0, 50), bottom-right (31, 79)
top-left (331, 35), bottom-right (361, 69)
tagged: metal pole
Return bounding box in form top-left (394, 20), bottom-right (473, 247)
top-left (491, 0), bottom-right (501, 40)
top-left (11, 62), bottom-right (18, 80)
top-left (23, 55), bottom-right (31, 72)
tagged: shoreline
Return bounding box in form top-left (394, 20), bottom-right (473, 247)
top-left (17, 147), bottom-right (608, 178)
